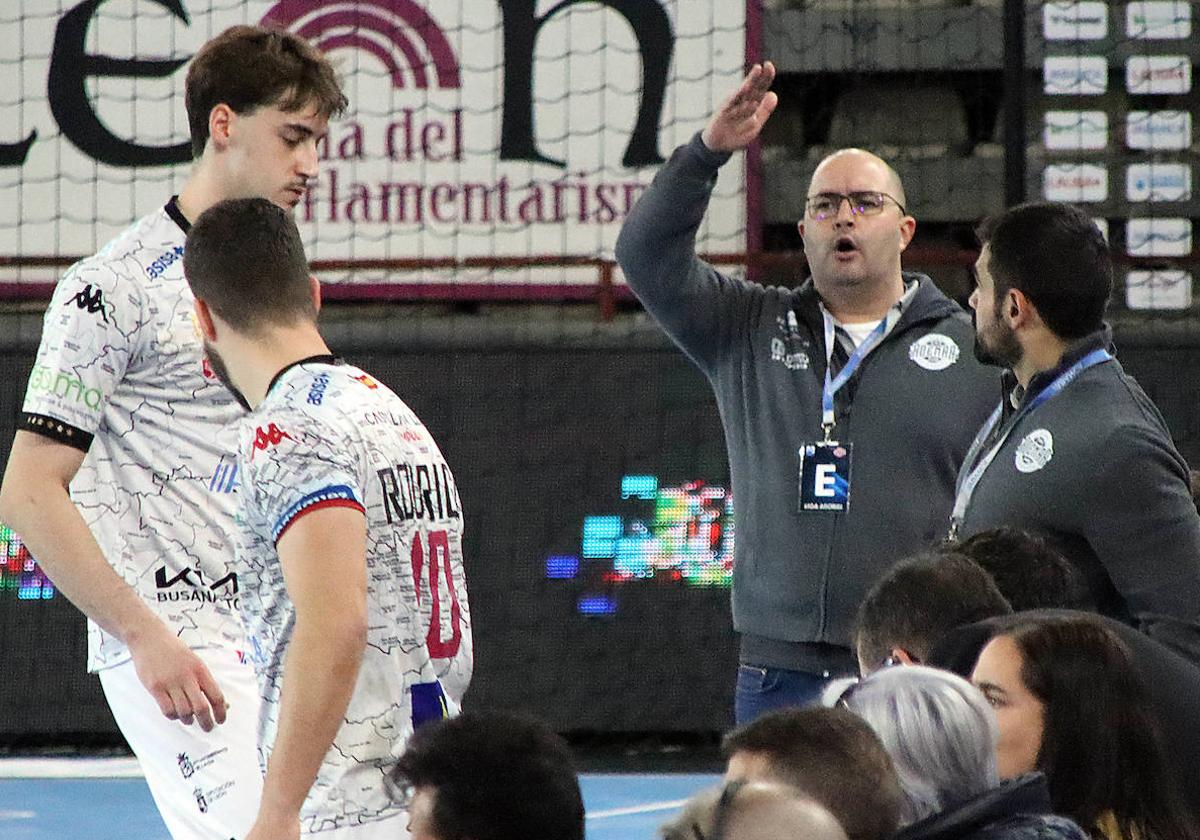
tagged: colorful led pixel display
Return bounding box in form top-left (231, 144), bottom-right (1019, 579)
top-left (546, 475), bottom-right (733, 615)
top-left (0, 523), bottom-right (55, 600)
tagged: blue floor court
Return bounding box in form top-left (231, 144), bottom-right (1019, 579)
top-left (0, 762), bottom-right (719, 839)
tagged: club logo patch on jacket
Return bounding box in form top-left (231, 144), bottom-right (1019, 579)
top-left (1015, 429), bottom-right (1054, 473)
top-left (908, 334), bottom-right (960, 371)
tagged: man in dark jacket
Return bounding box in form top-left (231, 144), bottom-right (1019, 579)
top-left (615, 62), bottom-right (996, 721)
top-left (958, 202), bottom-right (1200, 665)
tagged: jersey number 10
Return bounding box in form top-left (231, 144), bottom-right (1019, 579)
top-left (411, 529), bottom-right (463, 658)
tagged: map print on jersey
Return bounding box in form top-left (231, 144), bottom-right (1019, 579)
top-left (237, 362), bottom-right (472, 833)
top-left (21, 200), bottom-right (248, 671)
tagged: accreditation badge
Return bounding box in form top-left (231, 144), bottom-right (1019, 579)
top-left (798, 441), bottom-right (853, 513)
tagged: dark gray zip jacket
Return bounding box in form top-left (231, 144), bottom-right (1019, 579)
top-left (957, 330), bottom-right (1200, 664)
top-left (615, 134), bottom-right (997, 668)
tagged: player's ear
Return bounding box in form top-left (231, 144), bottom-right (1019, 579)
top-left (309, 275), bottom-right (322, 314)
top-left (208, 103), bottom-right (234, 151)
top-left (193, 299), bottom-right (218, 341)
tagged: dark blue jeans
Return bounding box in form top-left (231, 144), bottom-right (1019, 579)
top-left (734, 664), bottom-right (839, 725)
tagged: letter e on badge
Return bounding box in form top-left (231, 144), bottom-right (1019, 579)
top-left (909, 334), bottom-right (960, 371)
top-left (1015, 429), bottom-right (1054, 473)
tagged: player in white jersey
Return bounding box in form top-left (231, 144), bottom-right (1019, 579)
top-left (182, 198), bottom-right (472, 840)
top-left (0, 27), bottom-right (347, 840)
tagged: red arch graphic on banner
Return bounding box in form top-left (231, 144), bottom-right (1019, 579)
top-left (262, 0), bottom-right (461, 90)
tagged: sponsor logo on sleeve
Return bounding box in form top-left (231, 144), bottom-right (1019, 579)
top-left (249, 423), bottom-right (294, 461)
top-left (28, 364), bottom-right (103, 410)
top-left (145, 245), bottom-right (184, 280)
top-left (307, 372), bottom-right (330, 405)
top-left (1015, 429), bottom-right (1054, 473)
top-left (908, 334), bottom-right (960, 371)
top-left (66, 284), bottom-right (108, 323)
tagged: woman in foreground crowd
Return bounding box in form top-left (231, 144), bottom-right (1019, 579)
top-left (972, 616), bottom-right (1198, 840)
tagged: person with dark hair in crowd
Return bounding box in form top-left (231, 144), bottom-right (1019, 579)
top-left (185, 198), bottom-right (471, 839)
top-left (971, 616), bottom-right (1198, 840)
top-left (722, 706), bottom-right (902, 840)
top-left (957, 201), bottom-right (1200, 665)
top-left (0, 26), bottom-right (347, 840)
top-left (661, 780), bottom-right (850, 840)
top-left (617, 59), bottom-right (996, 722)
top-left (393, 712), bottom-right (583, 840)
top-left (946, 527), bottom-right (1092, 611)
top-left (841, 665), bottom-right (1087, 840)
top-left (854, 551), bottom-right (1012, 674)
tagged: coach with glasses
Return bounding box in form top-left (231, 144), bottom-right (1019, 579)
top-left (615, 61), bottom-right (996, 722)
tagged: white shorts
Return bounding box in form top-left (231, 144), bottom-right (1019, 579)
top-left (99, 647), bottom-right (264, 840)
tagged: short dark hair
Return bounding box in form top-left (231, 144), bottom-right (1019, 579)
top-left (722, 707), bottom-right (902, 840)
top-left (393, 713), bottom-right (584, 840)
top-left (1005, 617), bottom-right (1196, 840)
top-left (185, 25), bottom-right (348, 158)
top-left (855, 551), bottom-right (1012, 669)
top-left (949, 527), bottom-right (1093, 611)
top-left (976, 202), bottom-right (1112, 340)
top-left (184, 198), bottom-right (316, 334)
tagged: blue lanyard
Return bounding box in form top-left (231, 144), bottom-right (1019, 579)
top-left (950, 347), bottom-right (1113, 534)
top-left (821, 312), bottom-right (891, 439)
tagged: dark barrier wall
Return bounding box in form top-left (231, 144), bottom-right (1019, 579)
top-left (3, 309), bottom-right (1200, 744)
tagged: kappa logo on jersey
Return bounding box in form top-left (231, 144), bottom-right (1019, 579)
top-left (250, 423), bottom-right (294, 461)
top-left (909, 334), bottom-right (960, 371)
top-left (354, 373), bottom-right (380, 389)
top-left (67, 284), bottom-right (108, 323)
top-left (1015, 429), bottom-right (1054, 473)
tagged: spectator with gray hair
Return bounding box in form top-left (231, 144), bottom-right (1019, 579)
top-left (841, 665), bottom-right (1086, 840)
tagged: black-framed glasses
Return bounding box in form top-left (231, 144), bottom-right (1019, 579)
top-left (805, 191), bottom-right (906, 220)
top-left (691, 779), bottom-right (748, 840)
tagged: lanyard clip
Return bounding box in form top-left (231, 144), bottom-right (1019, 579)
top-left (822, 423), bottom-right (834, 444)
top-left (947, 518), bottom-right (961, 541)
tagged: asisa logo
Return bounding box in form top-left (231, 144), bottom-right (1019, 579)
top-left (146, 245), bottom-right (184, 280)
top-left (250, 423), bottom-right (294, 461)
top-left (261, 0), bottom-right (461, 90)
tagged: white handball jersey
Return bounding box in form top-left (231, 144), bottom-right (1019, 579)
top-left (21, 199), bottom-right (247, 671)
top-left (236, 360), bottom-right (472, 834)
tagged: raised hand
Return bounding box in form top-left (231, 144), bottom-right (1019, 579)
top-left (701, 61), bottom-right (779, 153)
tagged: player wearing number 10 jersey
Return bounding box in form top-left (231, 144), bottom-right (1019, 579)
top-left (183, 198), bottom-right (471, 840)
